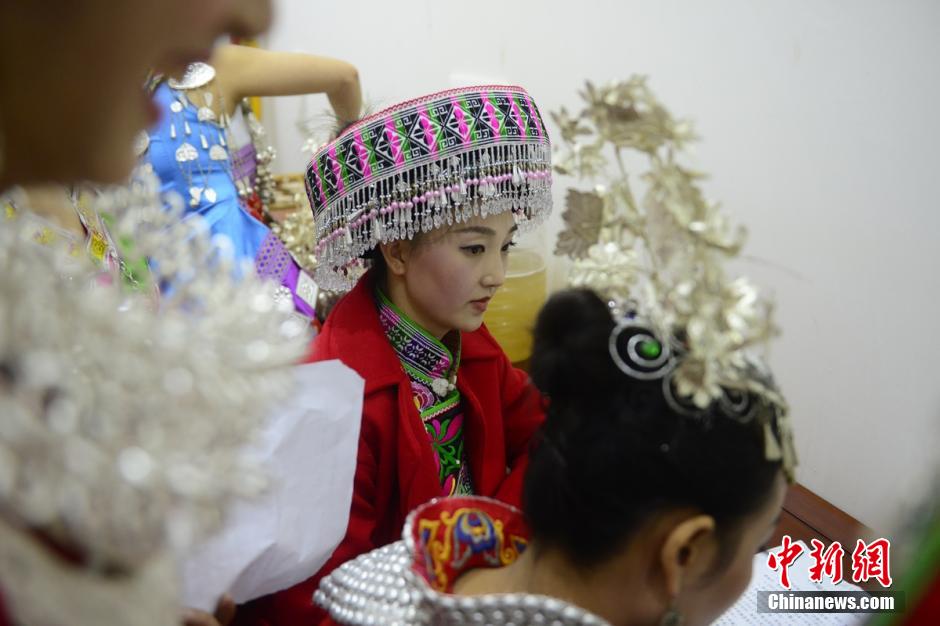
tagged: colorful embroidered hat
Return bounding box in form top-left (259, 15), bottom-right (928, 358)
top-left (305, 85), bottom-right (553, 291)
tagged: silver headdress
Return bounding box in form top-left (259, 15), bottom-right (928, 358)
top-left (553, 77), bottom-right (796, 479)
top-left (305, 85), bottom-right (553, 291)
top-left (0, 169), bottom-right (309, 624)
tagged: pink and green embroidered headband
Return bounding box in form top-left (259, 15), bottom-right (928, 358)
top-left (305, 85), bottom-right (553, 291)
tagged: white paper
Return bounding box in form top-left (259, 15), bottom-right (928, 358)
top-left (179, 360), bottom-right (364, 611)
top-left (713, 541), bottom-right (868, 625)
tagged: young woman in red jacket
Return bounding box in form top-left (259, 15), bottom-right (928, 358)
top-left (236, 85), bottom-right (554, 625)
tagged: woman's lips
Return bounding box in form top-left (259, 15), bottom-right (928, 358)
top-left (470, 297), bottom-right (491, 313)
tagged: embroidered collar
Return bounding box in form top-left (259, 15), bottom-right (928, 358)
top-left (315, 496), bottom-right (611, 625)
top-left (406, 496), bottom-right (529, 592)
top-left (375, 287), bottom-right (460, 400)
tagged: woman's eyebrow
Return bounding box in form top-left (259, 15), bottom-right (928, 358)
top-left (453, 224), bottom-right (519, 238)
top-left (453, 226), bottom-right (496, 236)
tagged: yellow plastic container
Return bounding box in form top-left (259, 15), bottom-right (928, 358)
top-left (483, 248), bottom-right (547, 363)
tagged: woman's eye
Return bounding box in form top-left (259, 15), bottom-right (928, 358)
top-left (500, 241), bottom-right (517, 253)
top-left (462, 245), bottom-right (485, 255)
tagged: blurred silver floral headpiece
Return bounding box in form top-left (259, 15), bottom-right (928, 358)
top-left (553, 77), bottom-right (796, 479)
top-left (0, 169), bottom-right (309, 624)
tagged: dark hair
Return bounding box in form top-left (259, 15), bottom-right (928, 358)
top-left (362, 246), bottom-right (386, 278)
top-left (362, 229), bottom-right (433, 281)
top-left (524, 289), bottom-right (783, 568)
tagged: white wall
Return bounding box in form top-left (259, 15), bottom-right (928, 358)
top-left (262, 0), bottom-right (940, 533)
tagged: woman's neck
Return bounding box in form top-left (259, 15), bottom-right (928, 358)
top-left (453, 544), bottom-right (585, 603)
top-left (451, 542), bottom-right (654, 626)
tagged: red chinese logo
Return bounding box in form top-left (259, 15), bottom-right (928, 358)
top-left (766, 535), bottom-right (805, 589)
top-left (808, 539), bottom-right (845, 585)
top-left (767, 537), bottom-right (893, 589)
top-left (851, 538), bottom-right (892, 588)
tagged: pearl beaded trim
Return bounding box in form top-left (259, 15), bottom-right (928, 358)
top-left (316, 495), bottom-right (610, 626)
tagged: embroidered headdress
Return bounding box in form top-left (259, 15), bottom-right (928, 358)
top-left (305, 85), bottom-right (553, 291)
top-left (552, 77), bottom-right (797, 479)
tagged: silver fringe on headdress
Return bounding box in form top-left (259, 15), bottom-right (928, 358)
top-left (305, 86), bottom-right (553, 291)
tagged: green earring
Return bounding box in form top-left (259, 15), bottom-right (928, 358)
top-left (660, 601), bottom-right (684, 626)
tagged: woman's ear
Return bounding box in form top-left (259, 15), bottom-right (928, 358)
top-left (379, 240), bottom-right (408, 276)
top-left (659, 514), bottom-right (717, 598)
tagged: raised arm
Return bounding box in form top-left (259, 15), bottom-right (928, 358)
top-left (211, 44), bottom-right (362, 125)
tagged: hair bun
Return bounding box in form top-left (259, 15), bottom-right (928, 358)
top-left (530, 289), bottom-right (617, 403)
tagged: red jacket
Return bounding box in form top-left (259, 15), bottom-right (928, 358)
top-left (236, 271), bottom-right (544, 625)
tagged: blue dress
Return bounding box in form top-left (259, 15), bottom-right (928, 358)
top-left (144, 82), bottom-right (317, 318)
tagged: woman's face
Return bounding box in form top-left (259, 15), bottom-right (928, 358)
top-left (677, 472), bottom-right (788, 626)
top-left (585, 472), bottom-right (787, 626)
top-left (389, 211), bottom-right (517, 338)
top-left (0, 0), bottom-right (271, 187)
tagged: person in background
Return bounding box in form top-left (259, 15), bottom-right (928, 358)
top-left (237, 85), bottom-right (554, 625)
top-left (142, 45), bottom-right (362, 318)
top-left (315, 285), bottom-right (796, 626)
